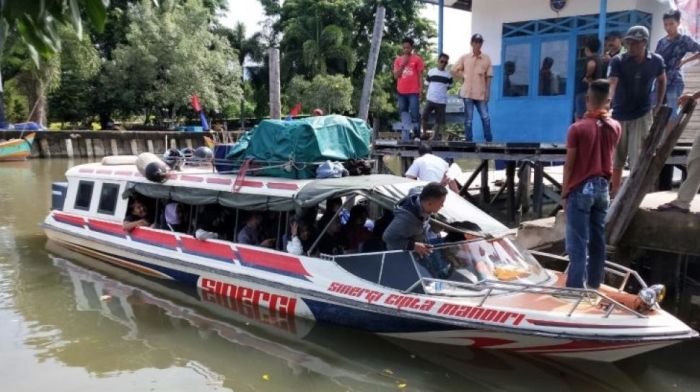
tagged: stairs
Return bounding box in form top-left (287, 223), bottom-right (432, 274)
top-left (681, 62), bottom-right (700, 143)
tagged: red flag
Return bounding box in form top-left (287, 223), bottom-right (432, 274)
top-left (191, 95), bottom-right (202, 112)
top-left (289, 103), bottom-right (302, 117)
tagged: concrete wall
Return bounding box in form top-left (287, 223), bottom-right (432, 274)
top-left (0, 130), bottom-right (209, 159)
top-left (472, 0), bottom-right (668, 65)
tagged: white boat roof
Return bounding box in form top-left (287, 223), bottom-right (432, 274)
top-left (65, 158), bottom-right (509, 235)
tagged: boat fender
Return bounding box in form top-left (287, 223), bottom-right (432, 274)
top-left (136, 152), bottom-right (169, 183)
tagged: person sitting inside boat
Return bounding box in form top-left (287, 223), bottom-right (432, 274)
top-left (123, 198), bottom-right (153, 231)
top-left (286, 220), bottom-right (313, 255)
top-left (315, 198), bottom-right (346, 255)
top-left (342, 204), bottom-right (373, 253)
top-left (237, 212), bottom-right (275, 248)
top-left (195, 204), bottom-right (231, 240)
top-left (383, 183), bottom-right (447, 258)
top-left (164, 201), bottom-right (186, 233)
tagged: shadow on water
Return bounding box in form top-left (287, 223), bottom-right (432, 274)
top-left (0, 159), bottom-right (699, 391)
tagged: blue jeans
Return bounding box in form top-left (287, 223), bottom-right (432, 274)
top-left (665, 81), bottom-right (684, 121)
top-left (463, 98), bottom-right (492, 142)
top-left (398, 93), bottom-right (421, 140)
top-left (565, 177), bottom-right (610, 289)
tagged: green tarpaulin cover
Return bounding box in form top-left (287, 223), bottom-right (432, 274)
top-left (225, 115), bottom-right (371, 179)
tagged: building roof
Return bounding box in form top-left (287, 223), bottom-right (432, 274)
top-left (422, 0), bottom-right (471, 12)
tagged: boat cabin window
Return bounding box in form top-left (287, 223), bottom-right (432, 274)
top-left (97, 183), bottom-right (120, 215)
top-left (74, 180), bottom-right (94, 211)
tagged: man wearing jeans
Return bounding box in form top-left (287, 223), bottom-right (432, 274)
top-left (561, 80), bottom-right (621, 289)
top-left (452, 33), bottom-right (493, 142)
top-left (609, 26), bottom-right (666, 195)
top-left (393, 38), bottom-right (425, 141)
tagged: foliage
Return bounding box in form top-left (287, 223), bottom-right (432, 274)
top-left (0, 0), bottom-right (108, 65)
top-left (285, 74), bottom-right (353, 114)
top-left (99, 0), bottom-right (241, 122)
top-left (2, 78), bottom-right (27, 122)
top-left (264, 0), bottom-right (435, 121)
top-left (48, 26), bottom-right (101, 125)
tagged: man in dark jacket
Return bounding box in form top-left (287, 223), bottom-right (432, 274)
top-left (383, 182), bottom-right (447, 257)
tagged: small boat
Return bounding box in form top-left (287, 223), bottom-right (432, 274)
top-left (43, 154), bottom-right (697, 362)
top-left (0, 132), bottom-right (35, 161)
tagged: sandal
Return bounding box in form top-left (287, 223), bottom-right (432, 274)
top-left (656, 203), bottom-right (690, 213)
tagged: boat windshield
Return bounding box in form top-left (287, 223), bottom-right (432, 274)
top-left (331, 235), bottom-right (551, 294)
top-left (428, 236), bottom-right (549, 286)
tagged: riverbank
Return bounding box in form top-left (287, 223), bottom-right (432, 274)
top-left (0, 130), bottom-right (210, 158)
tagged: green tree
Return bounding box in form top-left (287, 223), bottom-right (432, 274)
top-left (278, 0), bottom-right (357, 79)
top-left (48, 27), bottom-right (101, 127)
top-left (216, 22), bottom-right (264, 126)
top-left (285, 74), bottom-right (353, 114)
top-left (102, 0), bottom-right (241, 124)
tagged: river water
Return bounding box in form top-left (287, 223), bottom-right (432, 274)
top-left (1, 159), bottom-right (699, 392)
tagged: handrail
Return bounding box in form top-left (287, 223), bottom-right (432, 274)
top-left (325, 248), bottom-right (649, 319)
top-left (529, 250), bottom-right (648, 291)
top-left (417, 277), bottom-right (647, 318)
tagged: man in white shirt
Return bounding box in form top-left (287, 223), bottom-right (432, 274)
top-left (405, 143), bottom-right (449, 182)
top-left (422, 53), bottom-right (453, 140)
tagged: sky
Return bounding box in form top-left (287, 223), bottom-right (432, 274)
top-left (219, 1), bottom-right (473, 60)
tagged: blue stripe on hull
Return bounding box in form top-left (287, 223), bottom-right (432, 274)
top-left (302, 298), bottom-right (460, 333)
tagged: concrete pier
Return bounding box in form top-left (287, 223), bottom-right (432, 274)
top-left (0, 130), bottom-right (209, 159)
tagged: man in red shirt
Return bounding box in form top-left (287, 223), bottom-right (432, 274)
top-left (393, 38), bottom-right (425, 141)
top-left (561, 79), bottom-right (621, 289)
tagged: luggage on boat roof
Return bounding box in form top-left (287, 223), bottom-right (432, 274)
top-left (225, 115), bottom-right (371, 179)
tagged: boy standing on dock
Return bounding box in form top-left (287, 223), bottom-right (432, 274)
top-left (561, 79), bottom-right (621, 289)
top-left (422, 53), bottom-right (453, 140)
top-left (393, 38), bottom-right (425, 141)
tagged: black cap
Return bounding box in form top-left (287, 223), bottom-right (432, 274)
top-left (471, 33), bottom-right (484, 43)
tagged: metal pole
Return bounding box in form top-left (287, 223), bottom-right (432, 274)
top-left (598, 0), bottom-right (607, 52)
top-left (358, 6), bottom-right (386, 122)
top-left (438, 0), bottom-right (444, 56)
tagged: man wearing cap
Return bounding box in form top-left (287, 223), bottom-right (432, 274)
top-left (609, 25), bottom-right (666, 195)
top-left (452, 33), bottom-right (494, 142)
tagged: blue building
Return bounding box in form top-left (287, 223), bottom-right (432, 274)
top-left (431, 0), bottom-right (673, 143)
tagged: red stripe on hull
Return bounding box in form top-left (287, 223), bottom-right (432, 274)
top-left (180, 237), bottom-right (235, 262)
top-left (236, 247), bottom-right (310, 277)
top-left (526, 319), bottom-right (649, 329)
top-left (87, 219), bottom-right (126, 237)
top-left (130, 228), bottom-right (179, 249)
top-left (53, 212), bottom-right (86, 227)
top-left (239, 180), bottom-right (264, 188)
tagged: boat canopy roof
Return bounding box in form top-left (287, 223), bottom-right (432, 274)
top-left (124, 173), bottom-right (509, 236)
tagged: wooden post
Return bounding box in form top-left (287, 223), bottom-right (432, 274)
top-left (480, 159), bottom-right (490, 203)
top-left (517, 161), bottom-right (531, 215)
top-left (606, 104), bottom-right (695, 245)
top-left (85, 138), bottom-right (94, 158)
top-left (506, 161), bottom-right (517, 223)
top-left (358, 6), bottom-right (386, 122)
top-left (268, 48), bottom-right (281, 119)
top-left (533, 162), bottom-right (545, 218)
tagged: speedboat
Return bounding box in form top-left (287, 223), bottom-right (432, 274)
top-left (43, 155), bottom-right (697, 362)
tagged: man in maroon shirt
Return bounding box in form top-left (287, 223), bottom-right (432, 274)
top-left (561, 79), bottom-right (622, 289)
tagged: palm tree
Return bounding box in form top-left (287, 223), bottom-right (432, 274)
top-left (280, 9), bottom-right (356, 79)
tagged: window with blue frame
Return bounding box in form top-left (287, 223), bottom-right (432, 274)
top-left (538, 39), bottom-right (568, 96)
top-left (503, 43), bottom-right (531, 97)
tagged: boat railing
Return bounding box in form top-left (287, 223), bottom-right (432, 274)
top-left (324, 248), bottom-right (649, 319)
